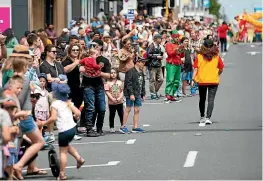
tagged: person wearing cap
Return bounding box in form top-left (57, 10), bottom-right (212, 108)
top-left (164, 30), bottom-right (185, 102)
top-left (192, 39), bottom-right (224, 125)
top-left (80, 39), bottom-right (111, 137)
top-left (56, 37), bottom-right (67, 61)
top-left (42, 82), bottom-right (85, 180)
top-left (102, 32), bottom-right (116, 61)
top-left (121, 56), bottom-right (146, 133)
top-left (59, 28), bottom-right (70, 43)
top-left (147, 34), bottom-right (164, 100)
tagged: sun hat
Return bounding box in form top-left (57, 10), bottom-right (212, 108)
top-left (52, 83), bottom-right (70, 102)
top-left (9, 45), bottom-right (31, 59)
top-left (2, 98), bottom-right (17, 108)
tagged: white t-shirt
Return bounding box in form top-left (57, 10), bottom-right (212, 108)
top-left (51, 100), bottom-right (76, 133)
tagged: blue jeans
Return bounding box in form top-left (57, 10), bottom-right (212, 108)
top-left (83, 87), bottom-right (106, 131)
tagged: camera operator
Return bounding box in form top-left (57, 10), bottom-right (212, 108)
top-left (147, 34), bottom-right (164, 100)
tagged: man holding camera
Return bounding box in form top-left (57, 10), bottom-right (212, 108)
top-left (147, 34), bottom-right (164, 100)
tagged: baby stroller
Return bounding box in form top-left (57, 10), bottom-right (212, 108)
top-left (18, 138), bottom-right (60, 178)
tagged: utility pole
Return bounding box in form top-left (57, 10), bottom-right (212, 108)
top-left (166, 0), bottom-right (169, 17)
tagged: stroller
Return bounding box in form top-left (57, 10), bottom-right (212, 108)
top-left (18, 138), bottom-right (60, 178)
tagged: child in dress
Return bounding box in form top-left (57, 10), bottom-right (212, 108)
top-left (104, 68), bottom-right (124, 133)
top-left (42, 82), bottom-right (85, 180)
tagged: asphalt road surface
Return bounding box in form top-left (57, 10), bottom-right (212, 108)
top-left (23, 43), bottom-right (262, 180)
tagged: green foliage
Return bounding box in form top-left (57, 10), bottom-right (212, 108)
top-left (209, 0), bottom-right (221, 20)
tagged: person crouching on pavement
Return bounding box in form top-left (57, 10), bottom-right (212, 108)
top-left (164, 30), bottom-right (184, 103)
top-left (120, 56), bottom-right (146, 133)
top-left (192, 39), bottom-right (224, 125)
top-left (147, 34), bottom-right (164, 100)
top-left (42, 82), bottom-right (85, 180)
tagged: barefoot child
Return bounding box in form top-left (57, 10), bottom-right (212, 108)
top-left (43, 82), bottom-right (85, 180)
top-left (104, 68), bottom-right (124, 133)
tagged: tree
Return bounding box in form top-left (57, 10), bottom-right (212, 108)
top-left (209, 0), bottom-right (221, 20)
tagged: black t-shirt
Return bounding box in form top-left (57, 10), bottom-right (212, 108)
top-left (81, 56), bottom-right (111, 88)
top-left (61, 57), bottom-right (80, 89)
top-left (183, 49), bottom-right (192, 73)
top-left (39, 60), bottom-right (65, 91)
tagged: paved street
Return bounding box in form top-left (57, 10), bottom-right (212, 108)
top-left (24, 43), bottom-right (262, 180)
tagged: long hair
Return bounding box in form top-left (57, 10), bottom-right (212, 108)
top-left (62, 44), bottom-right (81, 62)
top-left (199, 45), bottom-right (219, 61)
top-left (110, 68), bottom-right (120, 81)
top-left (2, 28), bottom-right (14, 44)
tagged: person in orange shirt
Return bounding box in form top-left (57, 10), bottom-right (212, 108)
top-left (192, 39), bottom-right (224, 125)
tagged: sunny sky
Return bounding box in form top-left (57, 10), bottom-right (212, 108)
top-left (218, 0), bottom-right (262, 21)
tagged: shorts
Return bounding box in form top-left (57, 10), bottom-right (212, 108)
top-left (126, 96), bottom-right (142, 107)
top-left (20, 115), bottom-right (37, 134)
top-left (182, 71), bottom-right (193, 81)
top-left (7, 148), bottom-right (18, 166)
top-left (58, 127), bottom-right (76, 147)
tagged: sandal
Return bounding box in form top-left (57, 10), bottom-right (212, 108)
top-left (57, 172), bottom-right (67, 180)
top-left (77, 157), bottom-right (85, 169)
top-left (26, 169), bottom-right (48, 175)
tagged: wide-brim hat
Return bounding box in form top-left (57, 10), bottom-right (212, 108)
top-left (2, 98), bottom-right (17, 108)
top-left (9, 45), bottom-right (32, 59)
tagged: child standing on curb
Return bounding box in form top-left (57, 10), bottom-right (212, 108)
top-left (104, 68), bottom-right (124, 133)
top-left (42, 82), bottom-right (85, 180)
top-left (120, 56), bottom-right (146, 134)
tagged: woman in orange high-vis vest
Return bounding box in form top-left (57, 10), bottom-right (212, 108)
top-left (192, 39), bottom-right (224, 125)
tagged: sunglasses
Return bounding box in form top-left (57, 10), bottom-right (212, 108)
top-left (30, 94), bottom-right (40, 99)
top-left (50, 51), bottom-right (57, 54)
top-left (72, 49), bottom-right (80, 52)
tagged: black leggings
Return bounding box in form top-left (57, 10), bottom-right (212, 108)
top-left (198, 85), bottom-right (218, 119)
top-left (109, 104), bottom-right (123, 128)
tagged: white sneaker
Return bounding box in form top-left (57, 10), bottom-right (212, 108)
top-left (199, 117), bottom-right (206, 123)
top-left (110, 128), bottom-right (116, 133)
top-left (46, 133), bottom-right (55, 143)
top-left (199, 117), bottom-right (206, 127)
top-left (205, 118), bottom-right (212, 125)
top-left (74, 135), bottom-right (82, 140)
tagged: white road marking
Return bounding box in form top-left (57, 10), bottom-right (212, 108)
top-left (104, 124), bottom-right (150, 128)
top-left (53, 139), bottom-right (136, 146)
top-left (183, 151), bottom-right (198, 167)
top-left (142, 124), bottom-right (150, 127)
top-left (22, 161), bottom-right (121, 172)
top-left (251, 45), bottom-right (255, 47)
top-left (125, 139), bottom-right (136, 144)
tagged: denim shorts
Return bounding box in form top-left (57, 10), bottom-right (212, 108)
top-left (58, 127), bottom-right (76, 147)
top-left (7, 148), bottom-right (18, 166)
top-left (20, 115), bottom-right (37, 134)
top-left (182, 71), bottom-right (193, 81)
top-left (126, 96), bottom-right (142, 107)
